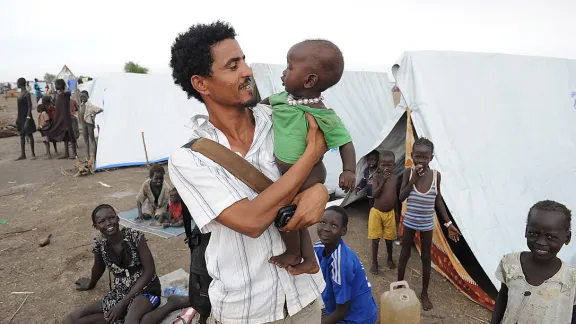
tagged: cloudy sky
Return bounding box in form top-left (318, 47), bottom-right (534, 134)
top-left (1, 0), bottom-right (574, 82)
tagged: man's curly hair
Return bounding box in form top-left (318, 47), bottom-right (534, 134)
top-left (170, 21), bottom-right (237, 103)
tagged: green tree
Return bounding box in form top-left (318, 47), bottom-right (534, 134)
top-left (44, 73), bottom-right (56, 82)
top-left (124, 61), bottom-right (149, 74)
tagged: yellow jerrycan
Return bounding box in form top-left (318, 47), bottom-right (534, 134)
top-left (380, 280), bottom-right (421, 324)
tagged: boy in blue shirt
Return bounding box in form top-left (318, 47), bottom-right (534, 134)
top-left (314, 206), bottom-right (378, 324)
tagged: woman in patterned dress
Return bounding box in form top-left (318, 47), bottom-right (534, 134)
top-left (64, 204), bottom-right (161, 324)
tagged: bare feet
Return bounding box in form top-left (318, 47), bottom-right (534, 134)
top-left (44, 155), bottom-right (52, 160)
top-left (162, 223), bottom-right (171, 228)
top-left (15, 155), bottom-right (26, 161)
top-left (387, 259), bottom-right (396, 269)
top-left (150, 221), bottom-right (162, 227)
top-left (30, 155), bottom-right (37, 160)
top-left (370, 262), bottom-right (379, 275)
top-left (269, 252), bottom-right (302, 269)
top-left (421, 293), bottom-right (433, 311)
top-left (287, 258), bottom-right (320, 275)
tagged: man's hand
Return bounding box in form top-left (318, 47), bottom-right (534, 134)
top-left (280, 183), bottom-right (329, 232)
top-left (338, 170), bottom-right (356, 192)
top-left (304, 113), bottom-right (327, 163)
top-left (74, 277), bottom-right (92, 291)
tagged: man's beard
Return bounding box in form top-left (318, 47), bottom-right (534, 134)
top-left (237, 96), bottom-right (259, 109)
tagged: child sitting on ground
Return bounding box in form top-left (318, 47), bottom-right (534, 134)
top-left (355, 150), bottom-right (380, 208)
top-left (314, 206), bottom-right (378, 323)
top-left (368, 150), bottom-right (398, 274)
top-left (491, 200), bottom-right (576, 324)
top-left (261, 39), bottom-right (356, 275)
top-left (136, 165), bottom-right (171, 221)
top-left (64, 204), bottom-right (161, 324)
top-left (36, 103), bottom-right (52, 159)
top-left (397, 137), bottom-right (461, 311)
top-left (152, 188), bottom-right (184, 228)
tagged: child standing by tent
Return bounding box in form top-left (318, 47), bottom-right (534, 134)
top-left (397, 137), bottom-right (461, 311)
top-left (368, 150), bottom-right (398, 274)
top-left (355, 150), bottom-right (380, 208)
top-left (491, 200), bottom-right (576, 324)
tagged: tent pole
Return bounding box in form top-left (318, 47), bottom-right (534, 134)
top-left (141, 132), bottom-right (150, 168)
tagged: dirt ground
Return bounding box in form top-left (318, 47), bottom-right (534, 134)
top-left (0, 96), bottom-right (491, 323)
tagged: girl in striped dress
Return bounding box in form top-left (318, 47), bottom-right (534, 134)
top-left (397, 137), bottom-right (461, 311)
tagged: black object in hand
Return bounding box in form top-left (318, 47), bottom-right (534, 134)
top-left (275, 205), bottom-right (297, 228)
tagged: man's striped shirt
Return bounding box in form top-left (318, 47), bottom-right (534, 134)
top-left (168, 104), bottom-right (325, 324)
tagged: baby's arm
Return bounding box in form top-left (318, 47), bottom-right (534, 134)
top-left (490, 283), bottom-right (508, 324)
top-left (338, 142), bottom-right (356, 191)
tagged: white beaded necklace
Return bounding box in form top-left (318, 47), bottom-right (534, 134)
top-left (286, 94), bottom-right (324, 106)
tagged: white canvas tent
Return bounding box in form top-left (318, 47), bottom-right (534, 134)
top-left (89, 73), bottom-right (207, 170)
top-left (56, 65), bottom-right (76, 82)
top-left (251, 63), bottom-right (399, 197)
top-left (380, 51), bottom-right (576, 304)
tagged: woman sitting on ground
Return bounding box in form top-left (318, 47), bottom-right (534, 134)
top-left (64, 204), bottom-right (161, 324)
top-left (136, 165), bottom-right (171, 221)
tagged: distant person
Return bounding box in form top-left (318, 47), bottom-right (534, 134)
top-left (491, 200), bottom-right (576, 324)
top-left (355, 150), bottom-right (380, 208)
top-left (152, 188), bottom-right (184, 228)
top-left (79, 90), bottom-right (103, 159)
top-left (368, 150), bottom-right (398, 274)
top-left (41, 95), bottom-right (58, 155)
top-left (397, 137), bottom-right (461, 311)
top-left (34, 78), bottom-right (42, 103)
top-left (64, 204), bottom-right (161, 324)
top-left (314, 206), bottom-right (378, 324)
top-left (136, 165), bottom-right (171, 221)
top-left (15, 77), bottom-right (36, 161)
top-left (70, 95), bottom-right (80, 146)
top-left (36, 103), bottom-right (53, 159)
top-left (43, 79), bottom-right (77, 159)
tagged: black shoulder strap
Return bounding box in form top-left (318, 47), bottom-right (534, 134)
top-left (182, 201), bottom-right (193, 239)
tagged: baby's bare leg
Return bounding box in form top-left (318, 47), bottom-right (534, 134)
top-left (287, 228), bottom-right (320, 275)
top-left (269, 231), bottom-right (302, 268)
top-left (275, 157), bottom-right (326, 193)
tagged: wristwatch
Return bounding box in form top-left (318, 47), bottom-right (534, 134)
top-left (444, 221), bottom-right (452, 228)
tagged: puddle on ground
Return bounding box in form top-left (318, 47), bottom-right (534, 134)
top-left (105, 191), bottom-right (136, 199)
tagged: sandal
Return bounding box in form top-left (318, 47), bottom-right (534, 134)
top-left (172, 307), bottom-right (197, 324)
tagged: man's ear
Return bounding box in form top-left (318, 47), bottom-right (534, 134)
top-left (191, 75), bottom-right (210, 97)
top-left (566, 231), bottom-right (572, 245)
top-left (342, 227), bottom-right (348, 236)
top-left (304, 74), bottom-right (318, 89)
top-left (430, 154), bottom-right (434, 162)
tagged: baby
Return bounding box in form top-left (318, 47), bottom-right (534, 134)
top-left (262, 39), bottom-right (356, 275)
